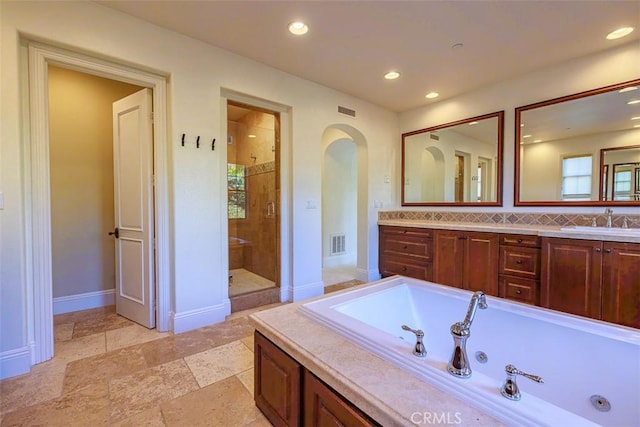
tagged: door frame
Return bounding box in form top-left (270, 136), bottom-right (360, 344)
top-left (220, 89), bottom-right (292, 303)
top-left (25, 42), bottom-right (171, 364)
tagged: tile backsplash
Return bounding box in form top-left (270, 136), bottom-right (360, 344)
top-left (378, 210), bottom-right (640, 228)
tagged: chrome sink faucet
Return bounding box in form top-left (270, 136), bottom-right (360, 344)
top-left (604, 207), bottom-right (614, 228)
top-left (447, 291), bottom-right (487, 378)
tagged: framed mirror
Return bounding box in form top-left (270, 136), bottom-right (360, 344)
top-left (402, 111), bottom-right (504, 206)
top-left (515, 78), bottom-right (640, 206)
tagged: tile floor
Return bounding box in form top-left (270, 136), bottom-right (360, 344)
top-left (0, 281), bottom-right (362, 426)
top-left (228, 269), bottom-right (275, 297)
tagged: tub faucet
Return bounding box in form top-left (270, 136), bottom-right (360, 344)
top-left (447, 291), bottom-right (487, 378)
top-left (604, 207), bottom-right (614, 228)
top-left (500, 364), bottom-right (543, 401)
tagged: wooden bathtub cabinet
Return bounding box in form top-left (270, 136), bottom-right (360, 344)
top-left (433, 229), bottom-right (499, 296)
top-left (254, 331), bottom-right (379, 427)
top-left (602, 242), bottom-right (640, 328)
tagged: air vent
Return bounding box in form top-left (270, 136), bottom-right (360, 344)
top-left (338, 106), bottom-right (356, 118)
top-left (430, 133), bottom-right (439, 141)
top-left (330, 233), bottom-right (346, 255)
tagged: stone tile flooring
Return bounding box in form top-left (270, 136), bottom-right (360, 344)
top-left (0, 281), bottom-right (363, 426)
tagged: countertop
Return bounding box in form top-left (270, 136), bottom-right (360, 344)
top-left (378, 219), bottom-right (640, 243)
top-left (250, 294), bottom-right (504, 427)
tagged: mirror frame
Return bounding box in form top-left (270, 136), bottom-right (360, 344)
top-left (401, 111), bottom-right (504, 206)
top-left (514, 78), bottom-right (640, 206)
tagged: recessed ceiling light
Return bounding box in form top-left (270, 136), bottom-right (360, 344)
top-left (619, 86), bottom-right (638, 93)
top-left (248, 134), bottom-right (257, 138)
top-left (452, 43), bottom-right (464, 50)
top-left (384, 71), bottom-right (400, 80)
top-left (288, 21), bottom-right (308, 35)
top-left (425, 92), bottom-right (439, 99)
top-left (533, 139), bottom-right (543, 143)
top-left (635, 124), bottom-right (640, 128)
top-left (468, 121), bottom-right (478, 126)
top-left (606, 27), bottom-right (634, 40)
top-left (523, 134), bottom-right (532, 138)
top-left (632, 116), bottom-right (640, 120)
top-left (628, 99), bottom-right (640, 105)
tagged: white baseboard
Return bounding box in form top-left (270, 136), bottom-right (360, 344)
top-left (0, 346), bottom-right (31, 380)
top-left (172, 300), bottom-right (230, 334)
top-left (357, 268), bottom-right (381, 282)
top-left (287, 280), bottom-right (324, 302)
top-left (53, 289), bottom-right (115, 315)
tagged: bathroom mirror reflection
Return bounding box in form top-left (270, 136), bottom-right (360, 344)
top-left (515, 78), bottom-right (640, 206)
top-left (402, 111), bottom-right (504, 206)
top-left (599, 145), bottom-right (640, 201)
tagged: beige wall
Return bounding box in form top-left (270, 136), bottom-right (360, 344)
top-left (48, 65), bottom-right (141, 298)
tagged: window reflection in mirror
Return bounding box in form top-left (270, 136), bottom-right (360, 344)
top-left (516, 78), bottom-right (640, 206)
top-left (599, 145), bottom-right (640, 201)
top-left (402, 111), bottom-right (504, 206)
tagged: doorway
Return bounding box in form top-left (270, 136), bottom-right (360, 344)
top-left (226, 101), bottom-right (280, 312)
top-left (48, 66), bottom-right (150, 326)
top-left (26, 42), bottom-right (170, 365)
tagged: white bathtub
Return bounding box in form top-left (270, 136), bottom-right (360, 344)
top-left (299, 276), bottom-right (640, 427)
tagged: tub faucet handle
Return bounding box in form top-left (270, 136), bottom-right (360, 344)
top-left (401, 325), bottom-right (427, 357)
top-left (500, 364), bottom-right (543, 401)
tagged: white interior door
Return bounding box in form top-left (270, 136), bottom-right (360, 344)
top-left (112, 88), bottom-right (155, 328)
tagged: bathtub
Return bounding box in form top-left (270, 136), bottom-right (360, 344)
top-left (298, 276), bottom-right (640, 427)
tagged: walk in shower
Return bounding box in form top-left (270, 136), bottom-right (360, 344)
top-left (227, 102), bottom-right (280, 311)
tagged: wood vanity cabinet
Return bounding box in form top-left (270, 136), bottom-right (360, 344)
top-left (254, 331), bottom-right (379, 427)
top-left (498, 234), bottom-right (541, 305)
top-left (433, 229), bottom-right (499, 296)
top-left (378, 225), bottom-right (433, 281)
top-left (541, 238), bottom-right (640, 329)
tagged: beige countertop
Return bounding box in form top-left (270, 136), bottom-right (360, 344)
top-left (250, 295), bottom-right (504, 427)
top-left (378, 219), bottom-right (640, 243)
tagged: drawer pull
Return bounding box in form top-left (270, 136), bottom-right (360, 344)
top-left (516, 289), bottom-right (522, 295)
top-left (605, 248), bottom-right (612, 254)
top-left (517, 239), bottom-right (523, 243)
top-left (595, 248), bottom-right (601, 253)
top-left (402, 266), bottom-right (407, 271)
top-left (516, 260), bottom-right (523, 265)
top-left (403, 245), bottom-right (408, 249)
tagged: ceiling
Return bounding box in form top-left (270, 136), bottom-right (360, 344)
top-left (98, 1), bottom-right (640, 113)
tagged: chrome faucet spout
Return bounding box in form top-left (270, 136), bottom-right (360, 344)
top-left (447, 291), bottom-right (488, 378)
top-left (461, 291), bottom-right (487, 329)
top-left (604, 207), bottom-right (614, 228)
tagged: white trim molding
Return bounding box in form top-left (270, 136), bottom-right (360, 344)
top-left (357, 267), bottom-right (381, 282)
top-left (172, 301), bottom-right (231, 334)
top-left (0, 346), bottom-right (31, 380)
top-left (288, 280), bottom-right (324, 302)
top-left (25, 41), bottom-right (172, 366)
top-left (53, 289), bottom-right (116, 315)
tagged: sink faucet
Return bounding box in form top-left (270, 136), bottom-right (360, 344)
top-left (447, 291), bottom-right (487, 378)
top-left (604, 207), bottom-right (614, 228)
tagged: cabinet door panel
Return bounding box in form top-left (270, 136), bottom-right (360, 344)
top-left (602, 242), bottom-right (640, 329)
top-left (541, 238), bottom-right (602, 319)
top-left (464, 232), bottom-right (499, 296)
top-left (255, 332), bottom-right (301, 426)
top-left (303, 370), bottom-right (378, 427)
top-left (434, 230), bottom-right (464, 289)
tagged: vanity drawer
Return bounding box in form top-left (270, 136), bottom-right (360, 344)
top-left (380, 234), bottom-right (432, 260)
top-left (500, 234), bottom-right (541, 248)
top-left (499, 276), bottom-right (539, 305)
top-left (380, 255), bottom-right (433, 281)
top-left (380, 225), bottom-right (432, 239)
top-left (499, 246), bottom-right (540, 279)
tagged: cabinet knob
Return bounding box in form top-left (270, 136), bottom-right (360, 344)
top-left (403, 245), bottom-right (408, 249)
top-left (605, 248), bottom-right (612, 254)
top-left (516, 260), bottom-right (523, 265)
top-left (595, 248), bottom-right (601, 253)
top-left (516, 289), bottom-right (522, 295)
top-left (402, 266), bottom-right (407, 271)
top-left (517, 239), bottom-right (523, 243)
